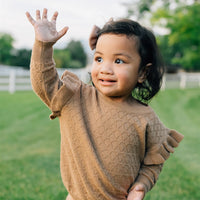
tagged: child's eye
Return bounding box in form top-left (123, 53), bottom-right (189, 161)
top-left (95, 57), bottom-right (103, 63)
top-left (115, 58), bottom-right (124, 64)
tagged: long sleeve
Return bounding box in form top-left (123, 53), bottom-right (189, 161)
top-left (129, 163), bottom-right (163, 193)
top-left (30, 40), bottom-right (62, 108)
top-left (129, 113), bottom-right (184, 193)
top-left (30, 40), bottom-right (82, 119)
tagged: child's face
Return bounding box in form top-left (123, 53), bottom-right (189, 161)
top-left (91, 33), bottom-right (143, 101)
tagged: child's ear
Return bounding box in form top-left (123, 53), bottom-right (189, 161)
top-left (138, 63), bottom-right (152, 83)
top-left (89, 25), bottom-right (101, 50)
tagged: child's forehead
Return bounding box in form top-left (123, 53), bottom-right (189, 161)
top-left (96, 33), bottom-right (139, 50)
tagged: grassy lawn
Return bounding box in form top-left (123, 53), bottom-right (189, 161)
top-left (0, 91), bottom-right (66, 200)
top-left (0, 88), bottom-right (199, 200)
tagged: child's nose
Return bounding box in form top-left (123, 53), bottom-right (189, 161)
top-left (100, 63), bottom-right (113, 75)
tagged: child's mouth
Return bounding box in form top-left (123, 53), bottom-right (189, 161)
top-left (99, 79), bottom-right (116, 85)
top-left (100, 79), bottom-right (116, 82)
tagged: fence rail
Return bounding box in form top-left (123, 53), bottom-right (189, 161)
top-left (162, 72), bottom-right (200, 90)
top-left (0, 70), bottom-right (32, 93)
top-left (0, 69), bottom-right (200, 93)
top-left (0, 68), bottom-right (90, 93)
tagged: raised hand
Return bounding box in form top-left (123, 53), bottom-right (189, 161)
top-left (26, 8), bottom-right (68, 43)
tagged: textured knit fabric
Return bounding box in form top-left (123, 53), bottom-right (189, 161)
top-left (30, 40), bottom-right (184, 200)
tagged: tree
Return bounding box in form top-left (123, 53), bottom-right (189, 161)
top-left (0, 33), bottom-right (14, 64)
top-left (65, 40), bottom-right (87, 68)
top-left (11, 49), bottom-right (31, 69)
top-left (0, 32), bottom-right (87, 69)
top-left (54, 49), bottom-right (71, 68)
top-left (152, 2), bottom-right (200, 71)
top-left (124, 0), bottom-right (200, 71)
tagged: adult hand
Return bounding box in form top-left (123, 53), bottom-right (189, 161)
top-left (26, 8), bottom-right (68, 43)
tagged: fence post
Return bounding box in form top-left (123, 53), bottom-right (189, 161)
top-left (161, 75), bottom-right (166, 90)
top-left (199, 77), bottom-right (200, 87)
top-left (180, 72), bottom-right (186, 89)
top-left (9, 70), bottom-right (16, 94)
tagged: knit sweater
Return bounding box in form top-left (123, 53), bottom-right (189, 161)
top-left (30, 40), bottom-right (184, 200)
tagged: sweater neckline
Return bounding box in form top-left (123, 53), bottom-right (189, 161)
top-left (96, 90), bottom-right (151, 114)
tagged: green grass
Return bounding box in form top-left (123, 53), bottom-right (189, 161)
top-left (146, 88), bottom-right (200, 200)
top-left (0, 89), bottom-right (199, 200)
top-left (0, 91), bottom-right (66, 200)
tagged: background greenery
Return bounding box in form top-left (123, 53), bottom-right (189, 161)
top-left (1, 0), bottom-right (200, 71)
top-left (0, 34), bottom-right (87, 69)
top-left (0, 88), bottom-right (199, 199)
top-left (125, 0), bottom-right (200, 72)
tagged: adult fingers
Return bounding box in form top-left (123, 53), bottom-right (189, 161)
top-left (57, 27), bottom-right (69, 40)
top-left (36, 9), bottom-right (41, 20)
top-left (25, 12), bottom-right (35, 26)
top-left (42, 8), bottom-right (48, 19)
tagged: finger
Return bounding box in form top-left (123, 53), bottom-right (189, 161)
top-left (51, 11), bottom-right (58, 23)
top-left (57, 27), bottom-right (69, 40)
top-left (134, 192), bottom-right (144, 200)
top-left (36, 9), bottom-right (41, 20)
top-left (25, 12), bottom-right (36, 26)
top-left (134, 184), bottom-right (145, 192)
top-left (42, 8), bottom-right (48, 19)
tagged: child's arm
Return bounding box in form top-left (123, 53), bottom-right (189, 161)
top-left (127, 164), bottom-right (162, 200)
top-left (127, 114), bottom-right (184, 200)
top-left (26, 9), bottom-right (68, 110)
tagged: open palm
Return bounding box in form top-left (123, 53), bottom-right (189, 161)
top-left (26, 8), bottom-right (68, 42)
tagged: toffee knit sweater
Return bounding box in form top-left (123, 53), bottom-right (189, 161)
top-left (30, 40), bottom-right (184, 200)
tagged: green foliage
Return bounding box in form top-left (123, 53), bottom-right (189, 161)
top-left (11, 49), bottom-right (32, 69)
top-left (163, 3), bottom-right (200, 71)
top-left (54, 40), bottom-right (87, 69)
top-left (54, 49), bottom-right (71, 68)
top-left (152, 2), bottom-right (200, 71)
top-left (0, 33), bottom-right (14, 64)
top-left (0, 32), bottom-right (87, 69)
top-left (66, 40), bottom-right (87, 68)
top-left (124, 1), bottom-right (200, 71)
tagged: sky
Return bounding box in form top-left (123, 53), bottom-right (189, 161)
top-left (0, 0), bottom-right (128, 49)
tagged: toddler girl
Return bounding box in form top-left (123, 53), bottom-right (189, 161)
top-left (26, 8), bottom-right (183, 200)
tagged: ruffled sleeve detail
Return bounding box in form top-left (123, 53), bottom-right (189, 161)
top-left (144, 129), bottom-right (184, 165)
top-left (49, 70), bottom-right (81, 119)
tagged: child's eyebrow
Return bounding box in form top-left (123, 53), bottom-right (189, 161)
top-left (94, 51), bottom-right (103, 55)
top-left (94, 51), bottom-right (132, 59)
top-left (114, 53), bottom-right (132, 59)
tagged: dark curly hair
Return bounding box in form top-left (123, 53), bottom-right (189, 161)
top-left (96, 19), bottom-right (164, 103)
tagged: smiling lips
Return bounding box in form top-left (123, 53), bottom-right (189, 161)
top-left (99, 78), bottom-right (117, 86)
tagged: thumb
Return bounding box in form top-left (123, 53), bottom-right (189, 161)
top-left (134, 184), bottom-right (146, 192)
top-left (57, 26), bottom-right (69, 40)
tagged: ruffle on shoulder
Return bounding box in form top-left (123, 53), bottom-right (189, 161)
top-left (144, 130), bottom-right (184, 165)
top-left (49, 70), bottom-right (81, 120)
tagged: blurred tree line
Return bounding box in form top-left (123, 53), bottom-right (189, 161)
top-left (1, 0), bottom-right (199, 72)
top-left (0, 33), bottom-right (87, 69)
top-left (125, 0), bottom-right (200, 72)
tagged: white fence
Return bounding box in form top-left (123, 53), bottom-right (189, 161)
top-left (162, 72), bottom-right (200, 90)
top-left (0, 67), bottom-right (90, 93)
top-left (0, 70), bottom-right (31, 93)
top-left (0, 68), bottom-right (200, 93)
